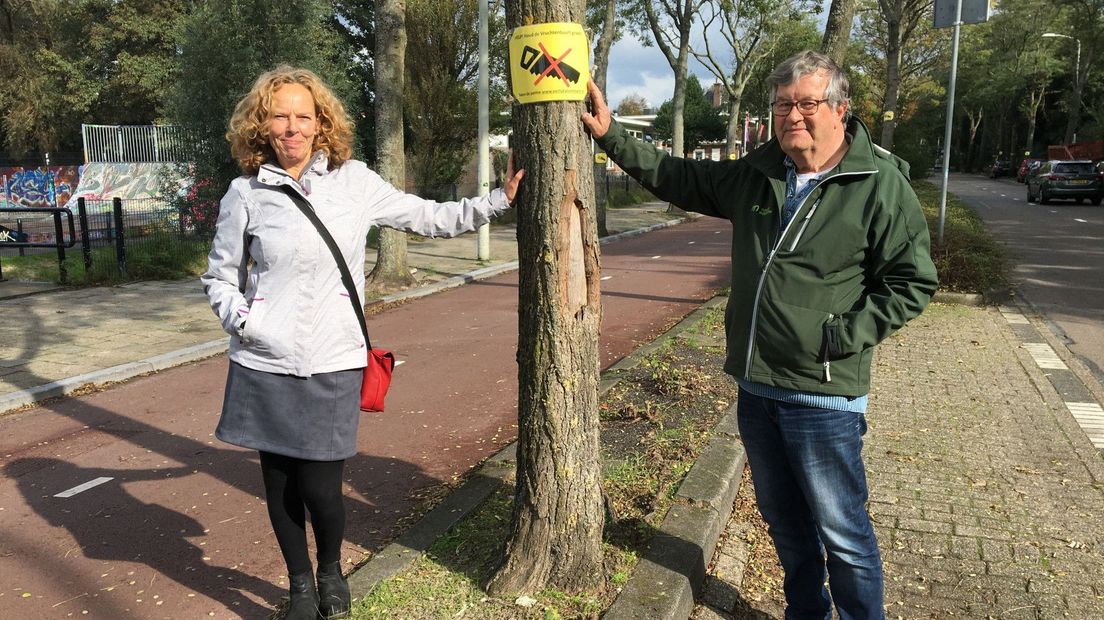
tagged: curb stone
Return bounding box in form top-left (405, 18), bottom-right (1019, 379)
top-left (346, 295), bottom-right (737, 607)
top-left (603, 404), bottom-right (745, 620)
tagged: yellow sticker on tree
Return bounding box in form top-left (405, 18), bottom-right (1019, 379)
top-left (509, 23), bottom-right (590, 104)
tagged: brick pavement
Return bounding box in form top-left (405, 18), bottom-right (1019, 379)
top-left (697, 301), bottom-right (1104, 619)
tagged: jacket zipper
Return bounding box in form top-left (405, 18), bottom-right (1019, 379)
top-left (787, 197), bottom-right (823, 252)
top-left (822, 313), bottom-right (836, 382)
top-left (742, 169), bottom-right (876, 381)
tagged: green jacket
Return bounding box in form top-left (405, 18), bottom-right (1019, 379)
top-left (597, 118), bottom-right (938, 396)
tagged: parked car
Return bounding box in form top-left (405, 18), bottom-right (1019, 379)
top-left (1017, 158), bottom-right (1044, 183)
top-left (1026, 160), bottom-right (1103, 205)
top-left (989, 160), bottom-right (1012, 178)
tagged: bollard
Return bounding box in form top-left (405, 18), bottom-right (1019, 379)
top-left (77, 198), bottom-right (92, 276)
top-left (112, 197), bottom-right (127, 278)
top-left (53, 209), bottom-right (68, 285)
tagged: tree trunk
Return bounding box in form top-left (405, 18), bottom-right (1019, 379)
top-left (726, 99), bottom-right (741, 156)
top-left (592, 0), bottom-right (617, 237)
top-left (488, 0), bottom-right (604, 597)
top-left (880, 20), bottom-right (901, 150)
top-left (820, 0), bottom-right (857, 65)
top-left (591, 0), bottom-right (617, 94)
top-left (965, 108), bottom-right (981, 172)
top-left (368, 0), bottom-right (416, 293)
top-left (1023, 84), bottom-right (1044, 155)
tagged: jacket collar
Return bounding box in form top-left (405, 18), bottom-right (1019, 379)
top-left (256, 150), bottom-right (329, 186)
top-left (743, 117), bottom-right (879, 181)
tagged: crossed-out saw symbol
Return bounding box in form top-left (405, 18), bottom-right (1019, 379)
top-left (520, 43), bottom-right (581, 86)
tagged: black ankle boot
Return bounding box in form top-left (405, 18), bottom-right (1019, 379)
top-left (286, 569), bottom-right (320, 620)
top-left (316, 561), bottom-right (350, 619)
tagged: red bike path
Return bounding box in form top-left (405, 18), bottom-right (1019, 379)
top-left (0, 216), bottom-right (732, 619)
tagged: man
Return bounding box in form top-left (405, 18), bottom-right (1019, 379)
top-left (583, 51), bottom-right (938, 618)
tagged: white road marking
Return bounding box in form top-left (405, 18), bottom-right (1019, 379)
top-left (998, 307), bottom-right (1030, 325)
top-left (601, 275), bottom-right (613, 281)
top-left (1022, 343), bottom-right (1068, 370)
top-left (55, 477), bottom-right (114, 498)
top-left (651, 255), bottom-right (662, 259)
top-left (1074, 218), bottom-right (1088, 223)
top-left (395, 360), bottom-right (406, 367)
top-left (688, 241), bottom-right (696, 245)
top-left (1066, 403), bottom-right (1104, 448)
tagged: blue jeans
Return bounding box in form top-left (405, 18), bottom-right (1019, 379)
top-left (736, 388), bottom-right (884, 620)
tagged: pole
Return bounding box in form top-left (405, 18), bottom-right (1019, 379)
top-left (113, 197), bottom-right (127, 278)
top-left (476, 0), bottom-right (491, 261)
top-left (78, 197), bottom-right (93, 276)
top-left (937, 0), bottom-right (963, 246)
top-left (1073, 38), bottom-right (1080, 144)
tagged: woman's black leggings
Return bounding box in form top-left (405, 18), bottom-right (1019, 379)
top-left (259, 451), bottom-right (346, 575)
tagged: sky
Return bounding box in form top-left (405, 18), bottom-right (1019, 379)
top-left (603, 36), bottom-right (718, 114)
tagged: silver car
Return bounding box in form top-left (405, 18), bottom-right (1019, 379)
top-left (1026, 160), bottom-right (1103, 205)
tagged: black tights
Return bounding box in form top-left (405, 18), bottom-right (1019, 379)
top-left (259, 451), bottom-right (346, 575)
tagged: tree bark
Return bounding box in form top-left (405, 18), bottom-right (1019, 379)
top-left (591, 0), bottom-right (617, 237)
top-left (820, 0), bottom-right (857, 65)
top-left (488, 0), bottom-right (604, 596)
top-left (368, 0), bottom-right (416, 292)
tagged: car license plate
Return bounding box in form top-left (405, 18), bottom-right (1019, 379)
top-left (1069, 179), bottom-right (1089, 185)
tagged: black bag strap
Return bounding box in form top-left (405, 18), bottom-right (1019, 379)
top-left (279, 184), bottom-right (372, 351)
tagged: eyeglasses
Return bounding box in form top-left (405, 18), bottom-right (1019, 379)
top-left (770, 99), bottom-right (830, 116)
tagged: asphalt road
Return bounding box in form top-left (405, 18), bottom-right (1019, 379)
top-left (946, 172), bottom-right (1104, 382)
top-left (0, 217), bottom-right (733, 619)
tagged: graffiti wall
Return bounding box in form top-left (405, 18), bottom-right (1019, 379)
top-left (64, 163), bottom-right (187, 208)
top-left (0, 166), bottom-right (81, 208)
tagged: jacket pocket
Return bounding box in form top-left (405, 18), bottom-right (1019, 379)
top-left (239, 296), bottom-right (289, 358)
top-left (755, 299), bottom-right (834, 383)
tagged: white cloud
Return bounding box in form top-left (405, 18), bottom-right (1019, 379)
top-left (603, 32), bottom-right (722, 112)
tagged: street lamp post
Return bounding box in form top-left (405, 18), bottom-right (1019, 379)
top-left (1041, 32), bottom-right (1082, 143)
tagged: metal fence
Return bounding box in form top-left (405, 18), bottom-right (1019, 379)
top-left (594, 167), bottom-right (648, 207)
top-left (74, 197), bottom-right (209, 282)
top-left (0, 198), bottom-right (211, 284)
top-left (81, 124), bottom-right (195, 164)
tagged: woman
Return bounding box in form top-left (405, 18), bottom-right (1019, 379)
top-left (202, 65), bottom-right (523, 620)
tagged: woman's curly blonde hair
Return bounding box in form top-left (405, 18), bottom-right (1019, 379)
top-left (226, 65), bottom-right (354, 176)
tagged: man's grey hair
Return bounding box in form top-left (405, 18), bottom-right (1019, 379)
top-left (767, 51), bottom-right (850, 112)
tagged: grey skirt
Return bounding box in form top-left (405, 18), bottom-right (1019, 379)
top-left (216, 361), bottom-right (362, 461)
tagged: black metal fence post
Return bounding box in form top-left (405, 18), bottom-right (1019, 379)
top-left (53, 209), bottom-right (68, 285)
top-left (112, 197), bottom-right (127, 278)
top-left (17, 220), bottom-right (25, 256)
top-left (77, 197), bottom-right (92, 275)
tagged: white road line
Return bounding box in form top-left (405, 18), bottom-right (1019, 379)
top-left (55, 477), bottom-right (114, 498)
top-left (651, 255), bottom-right (662, 259)
top-left (688, 241), bottom-right (696, 245)
top-left (998, 307), bottom-right (1030, 325)
top-left (1074, 218), bottom-right (1088, 223)
top-left (394, 360), bottom-right (406, 367)
top-left (601, 275), bottom-right (613, 281)
top-left (1022, 342), bottom-right (1068, 370)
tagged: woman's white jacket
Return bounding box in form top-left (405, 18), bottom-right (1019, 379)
top-left (201, 152), bottom-right (510, 377)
